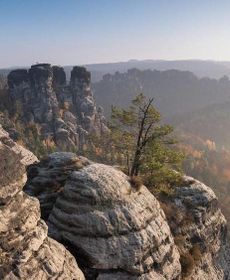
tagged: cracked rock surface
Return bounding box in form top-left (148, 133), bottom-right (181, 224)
top-left (7, 64), bottom-right (108, 151)
top-left (159, 176), bottom-right (230, 279)
top-left (0, 126), bottom-right (85, 280)
top-left (29, 155), bottom-right (230, 280)
top-left (48, 163), bottom-right (181, 279)
top-left (25, 152), bottom-right (91, 220)
top-left (4, 123), bottom-right (230, 279)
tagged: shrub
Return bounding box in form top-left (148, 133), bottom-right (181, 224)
top-left (129, 176), bottom-right (143, 191)
top-left (159, 201), bottom-right (182, 230)
top-left (190, 244), bottom-right (202, 263)
top-left (180, 252), bottom-right (195, 278)
top-left (174, 234), bottom-right (186, 250)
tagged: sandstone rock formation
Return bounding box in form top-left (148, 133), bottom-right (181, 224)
top-left (7, 64), bottom-right (108, 151)
top-left (25, 152), bottom-right (91, 220)
top-left (0, 126), bottom-right (85, 279)
top-left (47, 163), bottom-right (182, 279)
top-left (4, 65), bottom-right (230, 279)
top-left (26, 154), bottom-right (230, 280)
top-left (160, 176), bottom-right (230, 279)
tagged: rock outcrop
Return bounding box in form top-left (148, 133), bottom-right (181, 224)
top-left (47, 163), bottom-right (181, 279)
top-left (160, 176), bottom-right (230, 279)
top-left (0, 126), bottom-right (84, 279)
top-left (26, 153), bottom-right (230, 280)
top-left (7, 64), bottom-right (108, 151)
top-left (25, 152), bottom-right (91, 220)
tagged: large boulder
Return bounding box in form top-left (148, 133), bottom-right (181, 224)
top-left (28, 154), bottom-right (230, 279)
top-left (0, 126), bottom-right (85, 279)
top-left (48, 163), bottom-right (181, 279)
top-left (22, 149), bottom-right (230, 280)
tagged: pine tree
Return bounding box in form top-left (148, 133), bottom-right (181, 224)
top-left (110, 93), bottom-right (184, 191)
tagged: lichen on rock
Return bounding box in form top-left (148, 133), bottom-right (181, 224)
top-left (25, 152), bottom-right (91, 220)
top-left (28, 154), bottom-right (230, 280)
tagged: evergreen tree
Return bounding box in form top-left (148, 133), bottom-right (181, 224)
top-left (87, 93), bottom-right (184, 192)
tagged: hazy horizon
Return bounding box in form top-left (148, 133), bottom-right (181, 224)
top-left (1, 0), bottom-right (230, 68)
top-left (2, 58), bottom-right (230, 70)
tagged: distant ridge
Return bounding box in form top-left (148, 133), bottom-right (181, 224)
top-left (93, 68), bottom-right (230, 117)
top-left (67, 59), bottom-right (230, 82)
top-left (2, 59), bottom-right (230, 82)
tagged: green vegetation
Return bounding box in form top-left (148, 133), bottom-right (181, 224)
top-left (86, 93), bottom-right (184, 193)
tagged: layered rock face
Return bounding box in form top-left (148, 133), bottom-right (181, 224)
top-left (48, 164), bottom-right (181, 279)
top-left (25, 152), bottom-right (91, 220)
top-left (0, 126), bottom-right (84, 279)
top-left (7, 64), bottom-right (107, 151)
top-left (26, 157), bottom-right (182, 279)
top-left (26, 153), bottom-right (230, 280)
top-left (160, 176), bottom-right (230, 279)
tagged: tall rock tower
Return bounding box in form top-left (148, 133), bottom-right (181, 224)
top-left (7, 64), bottom-right (108, 151)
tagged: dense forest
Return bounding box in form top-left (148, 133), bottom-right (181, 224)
top-left (178, 133), bottom-right (230, 226)
top-left (93, 69), bottom-right (230, 117)
top-left (171, 102), bottom-right (230, 149)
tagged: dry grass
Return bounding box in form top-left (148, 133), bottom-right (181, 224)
top-left (129, 176), bottom-right (143, 191)
top-left (174, 234), bottom-right (186, 249)
top-left (180, 244), bottom-right (202, 278)
top-left (180, 252), bottom-right (195, 278)
top-left (159, 199), bottom-right (202, 279)
top-left (190, 244), bottom-right (202, 263)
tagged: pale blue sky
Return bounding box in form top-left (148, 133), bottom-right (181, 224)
top-left (1, 0), bottom-right (230, 67)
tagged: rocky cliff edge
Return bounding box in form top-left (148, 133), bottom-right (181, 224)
top-left (26, 151), bottom-right (230, 279)
top-left (1, 125), bottom-right (230, 279)
top-left (0, 126), bottom-right (84, 279)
